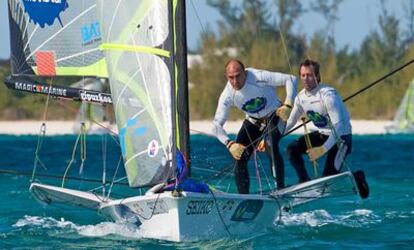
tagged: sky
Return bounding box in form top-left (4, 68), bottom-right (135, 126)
top-left (0, 0), bottom-right (409, 59)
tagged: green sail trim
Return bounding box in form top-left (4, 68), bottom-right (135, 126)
top-left (100, 43), bottom-right (170, 58)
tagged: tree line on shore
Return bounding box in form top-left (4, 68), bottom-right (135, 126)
top-left (1, 0), bottom-right (413, 121)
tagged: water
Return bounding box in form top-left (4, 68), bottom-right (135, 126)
top-left (0, 133), bottom-right (413, 249)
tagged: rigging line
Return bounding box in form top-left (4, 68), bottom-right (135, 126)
top-left (190, 0), bottom-right (208, 36)
top-left (32, 79), bottom-right (55, 180)
top-left (189, 128), bottom-right (216, 137)
top-left (61, 131), bottom-right (84, 187)
top-left (31, 123), bottom-right (47, 182)
top-left (25, 4), bottom-right (96, 61)
top-left (0, 169), bottom-right (129, 186)
top-left (203, 162), bottom-right (235, 183)
top-left (284, 59), bottom-right (414, 136)
top-left (57, 100), bottom-right (118, 138)
top-left (210, 190), bottom-right (232, 236)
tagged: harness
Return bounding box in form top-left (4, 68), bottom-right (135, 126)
top-left (247, 112), bottom-right (275, 131)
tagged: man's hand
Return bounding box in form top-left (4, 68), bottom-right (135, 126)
top-left (276, 102), bottom-right (292, 122)
top-left (306, 146), bottom-right (326, 161)
top-left (256, 139), bottom-right (265, 152)
top-left (226, 141), bottom-right (246, 160)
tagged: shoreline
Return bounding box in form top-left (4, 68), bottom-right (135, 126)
top-left (0, 120), bottom-right (393, 135)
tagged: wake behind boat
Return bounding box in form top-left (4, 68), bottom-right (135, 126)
top-left (5, 0), bottom-right (367, 242)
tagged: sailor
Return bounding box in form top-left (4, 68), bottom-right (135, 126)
top-left (285, 59), bottom-right (369, 198)
top-left (212, 59), bottom-right (297, 194)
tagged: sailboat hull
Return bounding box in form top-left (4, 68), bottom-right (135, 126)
top-left (99, 191), bottom-right (284, 242)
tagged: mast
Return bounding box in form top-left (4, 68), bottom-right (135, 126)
top-left (173, 0), bottom-right (191, 177)
top-left (168, 0), bottom-right (177, 179)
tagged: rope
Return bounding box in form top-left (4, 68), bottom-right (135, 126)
top-left (61, 128), bottom-right (86, 188)
top-left (32, 79), bottom-right (55, 181)
top-left (210, 189), bottom-right (232, 236)
top-left (0, 169), bottom-right (129, 185)
top-left (301, 117), bottom-right (319, 178)
top-left (79, 123), bottom-right (87, 175)
top-left (31, 123), bottom-right (47, 182)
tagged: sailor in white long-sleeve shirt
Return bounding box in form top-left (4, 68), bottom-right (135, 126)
top-left (212, 59), bottom-right (297, 193)
top-left (285, 59), bottom-right (353, 183)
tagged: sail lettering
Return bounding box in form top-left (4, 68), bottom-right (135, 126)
top-left (14, 81), bottom-right (67, 96)
top-left (80, 91), bottom-right (112, 104)
top-left (81, 21), bottom-right (102, 46)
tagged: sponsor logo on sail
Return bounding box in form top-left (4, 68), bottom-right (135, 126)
top-left (81, 21), bottom-right (102, 46)
top-left (22, 0), bottom-right (69, 28)
top-left (14, 81), bottom-right (67, 96)
top-left (230, 200), bottom-right (263, 221)
top-left (80, 90), bottom-right (112, 104)
top-left (186, 200), bottom-right (214, 215)
top-left (147, 140), bottom-right (159, 157)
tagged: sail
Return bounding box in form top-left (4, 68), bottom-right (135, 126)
top-left (390, 79), bottom-right (414, 132)
top-left (7, 0), bottom-right (107, 77)
top-left (98, 0), bottom-right (190, 187)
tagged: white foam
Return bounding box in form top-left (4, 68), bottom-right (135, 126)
top-left (280, 209), bottom-right (333, 227)
top-left (13, 215), bottom-right (142, 239)
top-left (279, 208), bottom-right (380, 228)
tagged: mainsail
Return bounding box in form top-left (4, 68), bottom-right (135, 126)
top-left (98, 0), bottom-right (189, 187)
top-left (389, 78), bottom-right (414, 133)
top-left (7, 0), bottom-right (107, 78)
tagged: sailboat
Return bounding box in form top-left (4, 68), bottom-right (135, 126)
top-left (6, 0), bottom-right (365, 242)
top-left (387, 78), bottom-right (414, 133)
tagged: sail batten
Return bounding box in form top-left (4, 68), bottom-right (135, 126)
top-left (100, 43), bottom-right (170, 58)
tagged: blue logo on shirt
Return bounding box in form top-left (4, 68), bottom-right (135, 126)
top-left (242, 97), bottom-right (266, 113)
top-left (23, 0), bottom-right (68, 28)
top-left (307, 110), bottom-right (328, 128)
top-left (81, 21), bottom-right (102, 45)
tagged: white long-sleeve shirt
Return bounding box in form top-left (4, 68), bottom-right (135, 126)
top-left (285, 84), bottom-right (352, 151)
top-left (212, 68), bottom-right (297, 145)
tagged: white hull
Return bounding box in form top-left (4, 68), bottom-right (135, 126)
top-left (29, 171), bottom-right (358, 242)
top-left (99, 191), bottom-right (284, 242)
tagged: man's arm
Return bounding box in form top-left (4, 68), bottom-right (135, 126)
top-left (284, 97), bottom-right (302, 134)
top-left (321, 91), bottom-right (347, 151)
top-left (254, 69), bottom-right (297, 104)
top-left (212, 89), bottom-right (232, 145)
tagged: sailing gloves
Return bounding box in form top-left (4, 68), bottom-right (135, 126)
top-left (276, 101), bottom-right (293, 122)
top-left (226, 140), bottom-right (246, 160)
top-left (307, 146), bottom-right (326, 161)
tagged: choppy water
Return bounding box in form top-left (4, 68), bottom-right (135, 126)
top-left (0, 133), bottom-right (413, 249)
